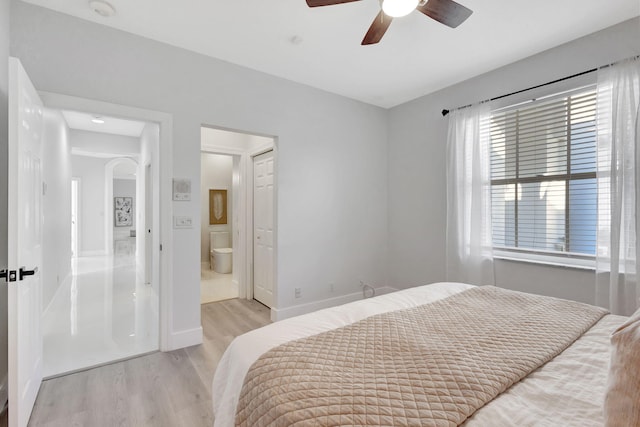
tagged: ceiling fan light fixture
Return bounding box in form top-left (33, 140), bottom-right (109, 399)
top-left (381, 0), bottom-right (419, 17)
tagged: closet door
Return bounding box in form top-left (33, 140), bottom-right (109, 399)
top-left (253, 150), bottom-right (274, 308)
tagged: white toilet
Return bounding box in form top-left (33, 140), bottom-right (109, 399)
top-left (210, 231), bottom-right (232, 274)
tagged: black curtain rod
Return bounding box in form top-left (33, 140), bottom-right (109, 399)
top-left (442, 55), bottom-right (640, 117)
top-left (441, 67), bottom-right (597, 117)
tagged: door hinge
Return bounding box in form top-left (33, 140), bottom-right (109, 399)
top-left (160, 244), bottom-right (163, 251)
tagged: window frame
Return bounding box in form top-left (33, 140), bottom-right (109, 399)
top-left (489, 84), bottom-right (598, 269)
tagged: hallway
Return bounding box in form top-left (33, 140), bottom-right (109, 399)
top-left (42, 238), bottom-right (158, 378)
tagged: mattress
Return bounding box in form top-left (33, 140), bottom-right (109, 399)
top-left (212, 282), bottom-right (625, 426)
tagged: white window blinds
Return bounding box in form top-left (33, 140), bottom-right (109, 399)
top-left (490, 87), bottom-right (597, 256)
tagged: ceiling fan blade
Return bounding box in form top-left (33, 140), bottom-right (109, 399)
top-left (417, 0), bottom-right (472, 28)
top-left (306, 0), bottom-right (361, 7)
top-left (361, 11), bottom-right (393, 45)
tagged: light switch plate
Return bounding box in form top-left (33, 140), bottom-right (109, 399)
top-left (173, 216), bottom-right (193, 229)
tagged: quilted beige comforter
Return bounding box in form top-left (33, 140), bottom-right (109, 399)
top-left (235, 286), bottom-right (608, 426)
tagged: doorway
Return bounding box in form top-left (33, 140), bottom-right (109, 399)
top-left (200, 126), bottom-right (277, 311)
top-left (40, 110), bottom-right (161, 378)
top-left (200, 152), bottom-right (238, 304)
top-left (8, 59), bottom-right (174, 425)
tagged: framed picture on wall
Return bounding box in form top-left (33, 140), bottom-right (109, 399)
top-left (114, 197), bottom-right (133, 227)
top-left (209, 189), bottom-right (228, 225)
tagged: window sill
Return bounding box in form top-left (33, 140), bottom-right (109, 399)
top-left (493, 250), bottom-right (596, 271)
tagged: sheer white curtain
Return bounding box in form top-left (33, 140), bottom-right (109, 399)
top-left (595, 58), bottom-right (640, 315)
top-left (446, 103), bottom-right (495, 285)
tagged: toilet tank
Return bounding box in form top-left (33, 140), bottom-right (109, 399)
top-left (210, 231), bottom-right (230, 249)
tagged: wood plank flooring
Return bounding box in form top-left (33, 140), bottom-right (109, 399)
top-left (27, 298), bottom-right (271, 427)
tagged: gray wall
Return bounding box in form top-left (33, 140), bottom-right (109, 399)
top-left (0, 0), bottom-right (9, 404)
top-left (387, 17), bottom-right (640, 304)
top-left (10, 1), bottom-right (389, 337)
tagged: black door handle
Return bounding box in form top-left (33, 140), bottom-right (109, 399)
top-left (19, 266), bottom-right (38, 280)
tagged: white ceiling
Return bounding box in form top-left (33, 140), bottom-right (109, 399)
top-left (61, 110), bottom-right (147, 137)
top-left (23, 0), bottom-right (640, 108)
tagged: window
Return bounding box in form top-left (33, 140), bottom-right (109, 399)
top-left (490, 87), bottom-right (597, 258)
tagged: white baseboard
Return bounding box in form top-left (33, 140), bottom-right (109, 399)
top-left (375, 286), bottom-right (399, 296)
top-left (270, 286), bottom-right (400, 322)
top-left (166, 326), bottom-right (203, 350)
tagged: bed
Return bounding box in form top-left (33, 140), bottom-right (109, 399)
top-left (212, 282), bottom-right (630, 426)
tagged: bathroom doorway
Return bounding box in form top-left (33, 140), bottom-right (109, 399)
top-left (200, 152), bottom-right (238, 303)
top-left (200, 126), bottom-right (277, 312)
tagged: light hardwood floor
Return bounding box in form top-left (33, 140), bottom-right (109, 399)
top-left (28, 298), bottom-right (271, 427)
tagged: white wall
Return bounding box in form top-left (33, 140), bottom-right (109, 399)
top-left (113, 178), bottom-right (136, 238)
top-left (10, 1), bottom-right (389, 338)
top-left (387, 18), bottom-right (640, 304)
top-left (71, 155), bottom-right (107, 255)
top-left (0, 0), bottom-right (9, 406)
top-left (200, 153), bottom-right (233, 262)
top-left (42, 109), bottom-right (71, 311)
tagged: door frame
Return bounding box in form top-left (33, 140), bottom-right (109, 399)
top-left (70, 177), bottom-right (80, 258)
top-left (200, 126), bottom-right (277, 315)
top-left (39, 91), bottom-right (175, 351)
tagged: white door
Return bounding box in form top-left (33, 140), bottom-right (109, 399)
top-left (253, 150), bottom-right (274, 307)
top-left (7, 57), bottom-right (44, 427)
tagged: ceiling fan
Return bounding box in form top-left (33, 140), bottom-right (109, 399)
top-left (306, 0), bottom-right (473, 45)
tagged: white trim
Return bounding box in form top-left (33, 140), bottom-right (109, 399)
top-left (270, 286), bottom-right (399, 321)
top-left (71, 177), bottom-right (81, 258)
top-left (39, 91), bottom-right (174, 352)
top-left (168, 327), bottom-right (203, 349)
top-left (493, 249), bottom-right (596, 270)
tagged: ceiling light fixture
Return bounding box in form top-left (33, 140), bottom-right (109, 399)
top-left (89, 0), bottom-right (116, 18)
top-left (91, 117), bottom-right (105, 124)
top-left (381, 0), bottom-right (419, 18)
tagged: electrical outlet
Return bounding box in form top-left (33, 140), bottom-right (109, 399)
top-left (329, 282), bottom-right (334, 292)
top-left (295, 288), bottom-right (301, 298)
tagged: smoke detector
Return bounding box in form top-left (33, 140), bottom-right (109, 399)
top-left (89, 0), bottom-right (116, 17)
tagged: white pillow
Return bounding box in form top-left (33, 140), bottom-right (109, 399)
top-left (604, 307), bottom-right (640, 427)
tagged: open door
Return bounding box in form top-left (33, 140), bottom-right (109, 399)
top-left (7, 57), bottom-right (44, 427)
top-left (253, 150), bottom-right (274, 307)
